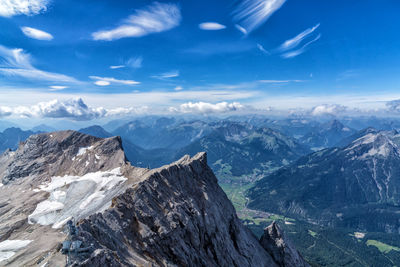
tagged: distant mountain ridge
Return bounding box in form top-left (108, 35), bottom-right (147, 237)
top-left (248, 129), bottom-right (400, 233)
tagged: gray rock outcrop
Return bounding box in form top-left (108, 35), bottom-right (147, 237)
top-left (260, 222), bottom-right (310, 267)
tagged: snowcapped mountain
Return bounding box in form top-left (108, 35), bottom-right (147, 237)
top-left (0, 131), bottom-right (307, 266)
top-left (248, 129), bottom-right (400, 233)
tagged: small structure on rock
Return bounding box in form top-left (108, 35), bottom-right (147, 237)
top-left (61, 219), bottom-right (91, 265)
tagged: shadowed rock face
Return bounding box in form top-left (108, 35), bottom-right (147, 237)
top-left (260, 222), bottom-right (309, 267)
top-left (71, 153), bottom-right (279, 267)
top-left (0, 131), bottom-right (308, 267)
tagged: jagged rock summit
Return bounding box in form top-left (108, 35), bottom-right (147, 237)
top-left (260, 222), bottom-right (309, 267)
top-left (0, 130), bottom-right (308, 267)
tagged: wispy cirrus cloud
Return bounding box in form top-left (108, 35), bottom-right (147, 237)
top-left (233, 0), bottom-right (286, 34)
top-left (279, 23), bottom-right (320, 51)
top-left (281, 34), bottom-right (321, 58)
top-left (257, 43), bottom-right (270, 55)
top-left (92, 2), bottom-right (181, 41)
top-left (258, 79), bottom-right (304, 83)
top-left (152, 70), bottom-right (179, 80)
top-left (110, 56), bottom-right (143, 70)
top-left (0, 0), bottom-right (49, 17)
top-left (89, 76), bottom-right (140, 86)
top-left (278, 23), bottom-right (321, 58)
top-left (199, 22), bottom-right (226, 30)
top-left (169, 101), bottom-right (244, 114)
top-left (0, 45), bottom-right (79, 83)
top-left (0, 98), bottom-right (148, 120)
top-left (21, 26), bottom-right (53, 40)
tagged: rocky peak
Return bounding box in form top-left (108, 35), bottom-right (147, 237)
top-left (260, 222), bottom-right (309, 267)
top-left (70, 152), bottom-right (281, 266)
top-left (0, 130), bottom-right (127, 184)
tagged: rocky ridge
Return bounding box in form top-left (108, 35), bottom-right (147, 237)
top-left (0, 130), bottom-right (308, 266)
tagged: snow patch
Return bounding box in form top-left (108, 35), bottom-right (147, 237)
top-left (28, 168), bottom-right (127, 228)
top-left (0, 240), bottom-right (32, 263)
top-left (77, 146), bottom-right (94, 156)
top-left (95, 154), bottom-right (100, 160)
top-left (361, 143), bottom-right (390, 159)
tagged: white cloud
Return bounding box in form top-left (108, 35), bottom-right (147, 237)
top-left (386, 99), bottom-right (400, 113)
top-left (153, 70), bottom-right (179, 79)
top-left (94, 80), bottom-right (110, 86)
top-left (174, 86), bottom-right (183, 91)
top-left (279, 23), bottom-right (320, 51)
top-left (278, 23), bottom-right (321, 59)
top-left (110, 65), bottom-right (125, 69)
top-left (0, 45), bottom-right (78, 83)
top-left (92, 2), bottom-right (181, 41)
top-left (258, 79), bottom-right (303, 83)
top-left (126, 56), bottom-right (143, 69)
top-left (281, 34), bottom-right (321, 58)
top-left (0, 98), bottom-right (147, 120)
top-left (0, 106), bottom-right (12, 117)
top-left (235, 24), bottom-right (248, 35)
top-left (0, 0), bottom-right (49, 17)
top-left (257, 43), bottom-right (270, 55)
top-left (310, 104), bottom-right (347, 116)
top-left (233, 0), bottom-right (286, 34)
top-left (49, 85), bottom-right (68, 91)
top-left (170, 101), bottom-right (244, 114)
top-left (21, 26), bottom-right (53, 40)
top-left (199, 22), bottom-right (226, 30)
top-left (89, 76), bottom-right (140, 86)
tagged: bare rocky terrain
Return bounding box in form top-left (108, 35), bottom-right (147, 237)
top-left (0, 130), bottom-right (308, 266)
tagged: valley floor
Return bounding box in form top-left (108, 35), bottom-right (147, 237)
top-left (220, 181), bottom-right (400, 267)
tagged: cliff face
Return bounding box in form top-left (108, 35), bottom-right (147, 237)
top-left (71, 153), bottom-right (279, 266)
top-left (0, 131), bottom-right (308, 267)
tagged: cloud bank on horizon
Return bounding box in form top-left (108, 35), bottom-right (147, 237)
top-left (0, 0), bottom-right (399, 119)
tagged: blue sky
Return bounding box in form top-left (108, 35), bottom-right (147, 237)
top-left (0, 0), bottom-right (400, 120)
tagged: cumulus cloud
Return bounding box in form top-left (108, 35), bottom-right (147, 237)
top-left (386, 99), bottom-right (400, 113)
top-left (0, 107), bottom-right (12, 117)
top-left (310, 104), bottom-right (347, 116)
top-left (0, 45), bottom-right (78, 83)
top-left (89, 76), bottom-right (140, 86)
top-left (0, 0), bottom-right (49, 17)
top-left (199, 22), bottom-right (226, 30)
top-left (0, 98), bottom-right (147, 120)
top-left (92, 2), bottom-right (181, 41)
top-left (233, 0), bottom-right (286, 34)
top-left (174, 86), bottom-right (183, 91)
top-left (21, 26), bottom-right (53, 40)
top-left (170, 101), bottom-right (244, 114)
